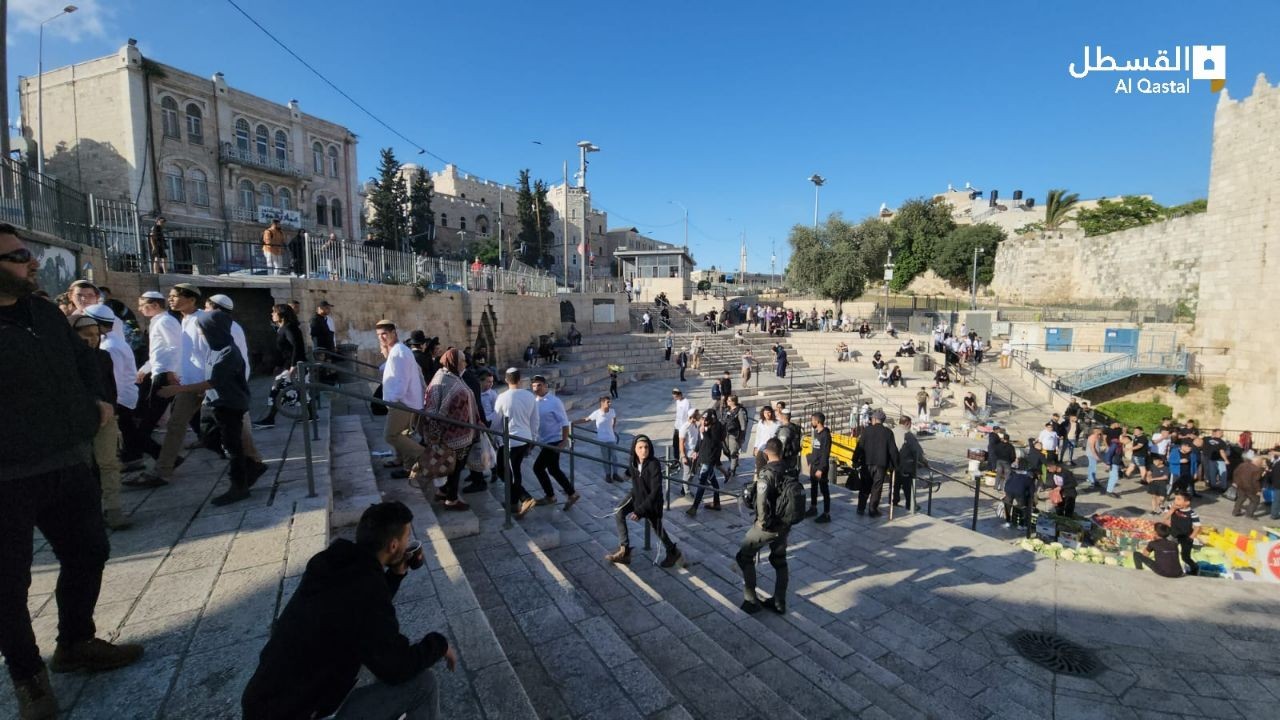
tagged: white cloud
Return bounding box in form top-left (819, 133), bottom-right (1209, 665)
top-left (9, 0), bottom-right (110, 43)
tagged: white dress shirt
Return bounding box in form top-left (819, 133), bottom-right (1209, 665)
top-left (494, 387), bottom-right (539, 448)
top-left (140, 311), bottom-right (181, 377)
top-left (381, 342), bottom-right (425, 410)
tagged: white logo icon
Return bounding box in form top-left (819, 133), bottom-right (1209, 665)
top-left (1191, 45), bottom-right (1225, 81)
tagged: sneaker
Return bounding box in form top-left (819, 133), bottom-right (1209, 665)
top-left (1109, 492), bottom-right (1122, 499)
top-left (14, 668), bottom-right (57, 720)
top-left (122, 473), bottom-right (168, 489)
top-left (211, 484), bottom-right (251, 507)
top-left (659, 547), bottom-right (682, 568)
top-left (246, 461), bottom-right (268, 488)
top-left (104, 508), bottom-right (133, 531)
top-left (815, 513), bottom-right (831, 524)
top-left (804, 507), bottom-right (818, 518)
top-left (535, 496), bottom-right (555, 506)
top-left (564, 493), bottom-right (581, 511)
top-left (605, 545), bottom-right (632, 565)
top-left (50, 638), bottom-right (144, 674)
top-left (740, 600), bottom-right (762, 615)
top-left (516, 497), bottom-right (537, 518)
top-left (762, 597), bottom-right (786, 615)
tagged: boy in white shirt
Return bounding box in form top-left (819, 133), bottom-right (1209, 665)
top-left (575, 396), bottom-right (621, 483)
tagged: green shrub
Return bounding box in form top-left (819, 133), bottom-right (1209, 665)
top-left (1212, 384), bottom-right (1230, 413)
top-left (1174, 379), bottom-right (1190, 397)
top-left (1096, 401), bottom-right (1173, 430)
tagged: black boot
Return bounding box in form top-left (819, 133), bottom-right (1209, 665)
top-left (211, 480), bottom-right (251, 507)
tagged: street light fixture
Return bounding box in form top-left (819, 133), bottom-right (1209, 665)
top-left (883, 249), bottom-right (895, 328)
top-left (37, 5), bottom-right (78, 175)
top-left (575, 141), bottom-right (600, 292)
top-left (669, 200), bottom-right (689, 252)
top-left (808, 174), bottom-right (825, 229)
top-left (970, 246), bottom-right (985, 310)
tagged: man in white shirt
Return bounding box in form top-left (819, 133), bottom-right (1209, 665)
top-left (530, 376), bottom-right (578, 510)
top-left (376, 320), bottom-right (426, 479)
top-left (575, 396), bottom-right (620, 483)
top-left (132, 283), bottom-right (206, 488)
top-left (135, 290), bottom-right (181, 459)
top-left (671, 388), bottom-right (690, 456)
top-left (1038, 422), bottom-right (1061, 463)
top-left (493, 368), bottom-right (540, 518)
top-left (678, 408), bottom-right (702, 497)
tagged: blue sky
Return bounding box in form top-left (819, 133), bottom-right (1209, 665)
top-left (7, 0), bottom-right (1279, 271)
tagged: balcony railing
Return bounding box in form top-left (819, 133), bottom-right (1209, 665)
top-left (219, 143), bottom-right (304, 177)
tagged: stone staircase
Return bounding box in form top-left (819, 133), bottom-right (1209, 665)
top-left (516, 332), bottom-right (685, 413)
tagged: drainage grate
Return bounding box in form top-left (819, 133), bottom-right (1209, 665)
top-left (1007, 631), bottom-right (1103, 677)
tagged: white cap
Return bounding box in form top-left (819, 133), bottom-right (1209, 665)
top-left (141, 290), bottom-right (165, 301)
top-left (208, 293), bottom-right (234, 311)
top-left (83, 304), bottom-right (116, 325)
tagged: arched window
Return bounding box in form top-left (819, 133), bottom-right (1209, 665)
top-left (460, 216), bottom-right (467, 231)
top-left (189, 168), bottom-right (210, 206)
top-left (330, 199), bottom-right (343, 228)
top-left (327, 146), bottom-right (339, 177)
top-left (185, 104), bottom-right (203, 144)
top-left (274, 130), bottom-right (289, 164)
top-left (235, 119), bottom-right (250, 152)
top-left (312, 142), bottom-right (324, 174)
top-left (161, 97), bottom-right (180, 138)
top-left (258, 183), bottom-right (273, 210)
top-left (315, 196), bottom-right (328, 226)
top-left (476, 216), bottom-right (489, 235)
top-left (277, 187), bottom-right (293, 211)
top-left (163, 163), bottom-right (185, 202)
top-left (440, 213), bottom-right (447, 228)
top-left (255, 125), bottom-right (269, 160)
top-left (238, 179), bottom-right (256, 208)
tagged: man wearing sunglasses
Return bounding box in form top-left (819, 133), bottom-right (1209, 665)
top-left (0, 224), bottom-right (145, 720)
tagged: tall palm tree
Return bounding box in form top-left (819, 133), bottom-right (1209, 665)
top-left (1043, 188), bottom-right (1080, 230)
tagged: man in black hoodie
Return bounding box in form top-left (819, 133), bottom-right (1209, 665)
top-left (0, 225), bottom-right (144, 720)
top-left (243, 501), bottom-right (454, 719)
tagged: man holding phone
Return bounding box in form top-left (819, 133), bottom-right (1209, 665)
top-left (242, 502), bottom-right (456, 719)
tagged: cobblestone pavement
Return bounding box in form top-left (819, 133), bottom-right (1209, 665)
top-left (11, 373), bottom-right (1278, 719)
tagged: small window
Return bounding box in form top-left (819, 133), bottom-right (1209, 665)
top-left (331, 199), bottom-right (343, 228)
top-left (161, 97), bottom-right (180, 138)
top-left (277, 187), bottom-right (293, 211)
top-left (315, 196), bottom-right (328, 226)
top-left (239, 179), bottom-right (255, 208)
top-left (163, 164), bottom-right (185, 202)
top-left (185, 104), bottom-right (203, 144)
top-left (255, 125), bottom-right (269, 160)
top-left (235, 119), bottom-right (250, 152)
top-left (440, 213), bottom-right (447, 228)
top-left (258, 182), bottom-right (273, 209)
top-left (274, 130), bottom-right (289, 163)
top-left (460, 217), bottom-right (467, 231)
top-left (327, 146), bottom-right (339, 177)
top-left (189, 168), bottom-right (210, 206)
top-left (460, 193), bottom-right (466, 199)
top-left (312, 142), bottom-right (324, 174)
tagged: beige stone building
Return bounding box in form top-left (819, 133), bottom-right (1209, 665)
top-left (19, 41), bottom-right (361, 247)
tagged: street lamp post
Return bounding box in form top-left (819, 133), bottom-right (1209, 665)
top-left (808, 174), bottom-right (825, 229)
top-left (576, 140), bottom-right (600, 292)
top-left (883, 249), bottom-right (895, 329)
top-left (669, 200), bottom-right (689, 251)
top-left (37, 5), bottom-right (78, 175)
top-left (970, 246), bottom-right (984, 310)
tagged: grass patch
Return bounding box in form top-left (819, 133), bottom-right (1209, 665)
top-left (1096, 401), bottom-right (1173, 430)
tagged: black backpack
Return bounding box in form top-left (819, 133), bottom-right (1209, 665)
top-left (777, 423), bottom-right (803, 476)
top-left (765, 465), bottom-right (806, 529)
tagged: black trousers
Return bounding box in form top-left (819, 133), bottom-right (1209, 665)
top-left (809, 464), bottom-right (830, 513)
top-left (0, 464), bottom-right (110, 682)
top-left (664, 347), bottom-right (672, 361)
top-left (736, 526), bottom-right (789, 605)
top-left (679, 365), bottom-right (686, 381)
top-left (893, 471), bottom-right (915, 509)
top-left (212, 406), bottom-right (247, 486)
top-left (115, 404), bottom-right (148, 462)
top-left (858, 466), bottom-right (889, 513)
top-left (1176, 535), bottom-right (1200, 575)
top-left (533, 448), bottom-right (573, 497)
top-left (615, 500), bottom-right (675, 552)
top-left (138, 373), bottom-right (175, 456)
top-left (1056, 496), bottom-right (1076, 518)
top-left (500, 444), bottom-right (534, 503)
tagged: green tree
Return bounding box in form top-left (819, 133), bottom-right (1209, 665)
top-left (928, 223), bottom-right (1005, 286)
top-left (533, 180), bottom-right (554, 268)
top-left (366, 148), bottom-right (409, 250)
top-left (1165, 198), bottom-right (1207, 218)
top-left (1076, 195), bottom-right (1166, 236)
top-left (474, 238), bottom-right (500, 265)
top-left (783, 224), bottom-right (828, 293)
top-left (783, 213), bottom-right (869, 304)
top-left (407, 167), bottom-right (434, 255)
top-left (1043, 188), bottom-right (1080, 230)
top-left (887, 197), bottom-right (955, 291)
top-left (515, 170), bottom-right (555, 268)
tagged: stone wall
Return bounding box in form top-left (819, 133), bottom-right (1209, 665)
top-left (989, 214), bottom-right (1210, 305)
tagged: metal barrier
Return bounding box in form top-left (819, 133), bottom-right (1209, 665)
top-left (1, 157), bottom-right (93, 246)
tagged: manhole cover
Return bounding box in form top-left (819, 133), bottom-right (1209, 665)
top-left (1007, 631), bottom-right (1103, 677)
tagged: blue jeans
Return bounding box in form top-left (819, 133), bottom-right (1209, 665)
top-left (1106, 463), bottom-right (1120, 494)
top-left (1086, 456), bottom-right (1098, 485)
top-left (691, 462), bottom-right (721, 508)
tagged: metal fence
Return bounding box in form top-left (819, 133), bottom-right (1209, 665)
top-left (1, 157), bottom-right (93, 246)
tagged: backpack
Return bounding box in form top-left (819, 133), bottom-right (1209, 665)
top-left (711, 383), bottom-right (722, 400)
top-left (777, 423), bottom-right (803, 466)
top-left (766, 465), bottom-right (807, 529)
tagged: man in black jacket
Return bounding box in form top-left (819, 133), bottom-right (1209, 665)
top-left (894, 416), bottom-right (928, 511)
top-left (806, 412), bottom-right (832, 523)
top-left (310, 300), bottom-right (337, 383)
top-left (737, 438), bottom-right (790, 614)
top-left (243, 501), bottom-right (455, 719)
top-left (857, 410), bottom-right (899, 517)
top-left (0, 225), bottom-right (144, 720)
